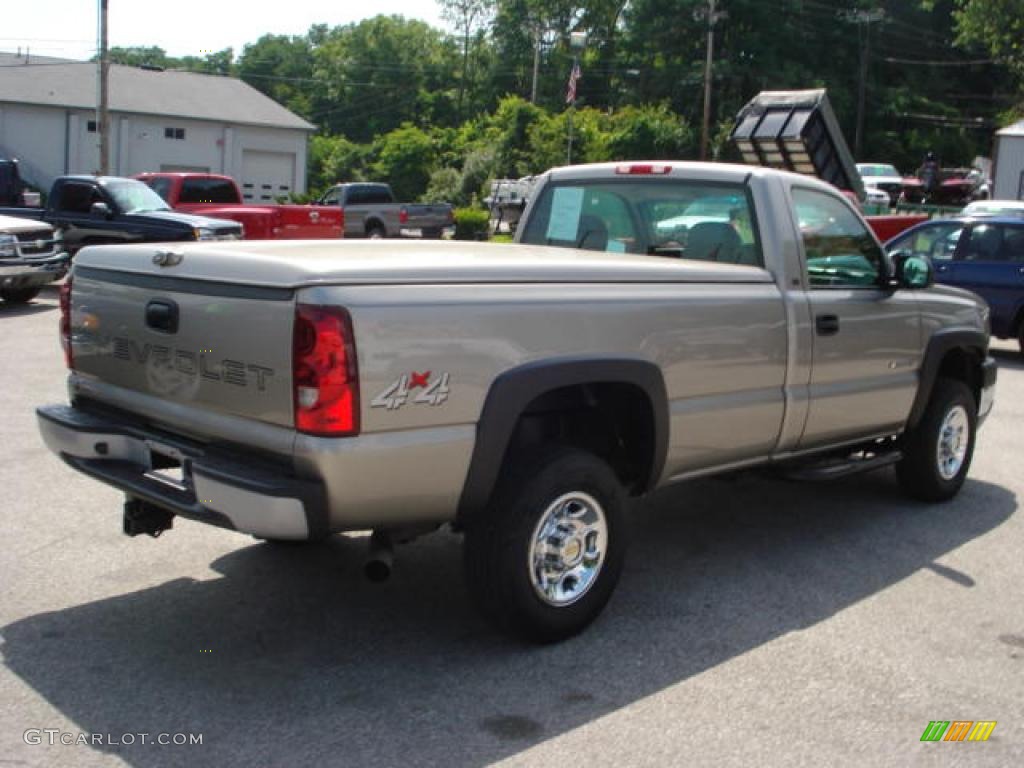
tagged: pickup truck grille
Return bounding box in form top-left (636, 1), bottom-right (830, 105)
top-left (14, 230), bottom-right (60, 258)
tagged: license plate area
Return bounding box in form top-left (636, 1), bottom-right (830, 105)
top-left (144, 440), bottom-right (194, 494)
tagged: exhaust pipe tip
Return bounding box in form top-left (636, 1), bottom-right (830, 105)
top-left (364, 530), bottom-right (394, 582)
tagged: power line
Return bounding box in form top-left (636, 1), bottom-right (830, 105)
top-left (881, 56), bottom-right (994, 67)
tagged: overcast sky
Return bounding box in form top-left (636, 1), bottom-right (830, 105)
top-left (2, 1), bottom-right (447, 60)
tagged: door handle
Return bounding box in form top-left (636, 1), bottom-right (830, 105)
top-left (937, 264), bottom-right (950, 273)
top-left (815, 314), bottom-right (840, 336)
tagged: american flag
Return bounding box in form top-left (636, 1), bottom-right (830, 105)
top-left (566, 61), bottom-right (581, 104)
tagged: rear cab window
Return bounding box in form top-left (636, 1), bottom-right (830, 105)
top-left (518, 178), bottom-right (764, 266)
top-left (179, 178), bottom-right (238, 204)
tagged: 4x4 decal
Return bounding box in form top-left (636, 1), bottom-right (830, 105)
top-left (371, 371), bottom-right (450, 410)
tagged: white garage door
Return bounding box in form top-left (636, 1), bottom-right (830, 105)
top-left (241, 150), bottom-right (295, 202)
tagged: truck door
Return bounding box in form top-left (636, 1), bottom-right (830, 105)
top-left (48, 180), bottom-right (125, 253)
top-left (790, 186), bottom-right (922, 448)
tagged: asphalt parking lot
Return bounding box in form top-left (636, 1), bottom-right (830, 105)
top-left (1, 284), bottom-right (1022, 768)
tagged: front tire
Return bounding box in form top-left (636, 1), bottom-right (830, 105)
top-left (463, 447), bottom-right (627, 643)
top-left (897, 378), bottom-right (977, 502)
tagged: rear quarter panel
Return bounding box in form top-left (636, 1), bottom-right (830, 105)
top-left (294, 278), bottom-right (787, 527)
top-left (275, 204), bottom-right (343, 238)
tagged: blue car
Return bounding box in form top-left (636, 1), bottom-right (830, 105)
top-left (886, 216), bottom-right (1024, 353)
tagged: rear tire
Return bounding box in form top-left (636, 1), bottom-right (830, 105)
top-left (896, 378), bottom-right (976, 502)
top-left (0, 286), bottom-right (41, 304)
top-left (463, 446), bottom-right (627, 643)
top-left (367, 224), bottom-right (385, 240)
top-left (1018, 323), bottom-right (1024, 358)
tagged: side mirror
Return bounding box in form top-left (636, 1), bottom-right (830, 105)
top-left (90, 201), bottom-right (111, 218)
top-left (891, 250), bottom-right (934, 289)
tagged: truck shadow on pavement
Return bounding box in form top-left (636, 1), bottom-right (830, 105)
top-left (1, 471), bottom-right (1015, 767)
top-left (0, 300), bottom-right (54, 318)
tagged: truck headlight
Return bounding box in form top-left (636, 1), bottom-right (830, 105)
top-left (193, 227), bottom-right (215, 241)
top-left (0, 233), bottom-right (17, 257)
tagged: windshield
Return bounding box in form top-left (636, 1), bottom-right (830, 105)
top-left (858, 164), bottom-right (899, 178)
top-left (104, 179), bottom-right (171, 213)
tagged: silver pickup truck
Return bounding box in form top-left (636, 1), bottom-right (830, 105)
top-left (316, 182), bottom-right (453, 239)
top-left (37, 161), bottom-right (996, 642)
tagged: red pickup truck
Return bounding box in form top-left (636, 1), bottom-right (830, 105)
top-left (135, 172), bottom-right (343, 240)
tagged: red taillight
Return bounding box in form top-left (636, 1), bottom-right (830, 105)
top-left (399, 207), bottom-right (409, 225)
top-left (293, 304), bottom-right (359, 436)
top-left (59, 277), bottom-right (73, 369)
top-left (615, 164), bottom-right (673, 175)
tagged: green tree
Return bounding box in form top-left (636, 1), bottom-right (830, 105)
top-left (422, 167), bottom-right (463, 204)
top-left (606, 104), bottom-right (695, 159)
top-left (107, 46), bottom-right (173, 68)
top-left (312, 16), bottom-right (457, 141)
top-left (179, 48), bottom-right (235, 76)
top-left (438, 0), bottom-right (496, 118)
top-left (238, 34), bottom-right (316, 119)
top-left (952, 0), bottom-right (1024, 75)
top-left (372, 123), bottom-right (438, 201)
top-left (309, 135), bottom-right (370, 193)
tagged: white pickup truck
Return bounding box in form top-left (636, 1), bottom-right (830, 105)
top-left (0, 213), bottom-right (68, 303)
top-left (37, 162), bottom-right (996, 642)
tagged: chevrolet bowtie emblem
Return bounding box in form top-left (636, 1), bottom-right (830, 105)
top-left (152, 250), bottom-right (184, 267)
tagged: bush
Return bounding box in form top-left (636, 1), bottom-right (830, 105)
top-left (453, 207), bottom-right (489, 240)
top-left (422, 167), bottom-right (462, 205)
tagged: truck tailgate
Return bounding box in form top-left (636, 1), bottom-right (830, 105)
top-left (71, 260), bottom-right (295, 431)
top-left (405, 204), bottom-right (453, 229)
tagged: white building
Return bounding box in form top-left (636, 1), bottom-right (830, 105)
top-left (993, 119), bottom-right (1024, 200)
top-left (0, 52), bottom-right (314, 200)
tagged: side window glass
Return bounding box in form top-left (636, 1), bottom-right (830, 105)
top-left (147, 178), bottom-right (172, 202)
top-left (321, 189), bottom-right (339, 205)
top-left (54, 183), bottom-right (94, 214)
top-left (1000, 227), bottom-right (1024, 263)
top-left (792, 187), bottom-right (883, 288)
top-left (890, 223), bottom-right (962, 261)
top-left (961, 224), bottom-right (1003, 262)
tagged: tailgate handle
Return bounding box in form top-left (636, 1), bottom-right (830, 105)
top-left (146, 300), bottom-right (179, 334)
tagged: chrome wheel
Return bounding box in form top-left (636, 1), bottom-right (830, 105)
top-left (528, 492), bottom-right (608, 607)
top-left (936, 405), bottom-right (970, 480)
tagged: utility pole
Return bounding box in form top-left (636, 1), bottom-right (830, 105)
top-left (97, 0), bottom-right (110, 175)
top-left (531, 25), bottom-right (541, 103)
top-left (840, 7), bottom-right (885, 159)
top-left (696, 0), bottom-right (727, 161)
